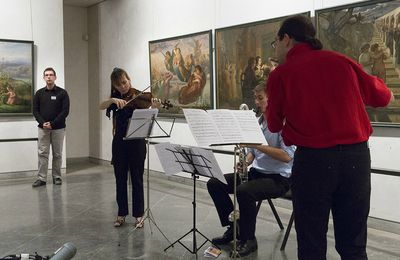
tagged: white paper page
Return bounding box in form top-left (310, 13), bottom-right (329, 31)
top-left (190, 147), bottom-right (227, 184)
top-left (125, 108), bottom-right (159, 139)
top-left (183, 109), bottom-right (222, 147)
top-left (132, 108), bottom-right (158, 120)
top-left (154, 142), bottom-right (193, 176)
top-left (231, 110), bottom-right (267, 144)
top-left (207, 109), bottom-right (242, 144)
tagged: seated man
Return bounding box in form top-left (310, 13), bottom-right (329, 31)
top-left (207, 83), bottom-right (295, 257)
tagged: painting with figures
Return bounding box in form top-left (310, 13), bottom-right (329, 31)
top-left (316, 0), bottom-right (400, 125)
top-left (0, 39), bottom-right (34, 116)
top-left (149, 30), bottom-right (213, 116)
top-left (215, 13), bottom-right (310, 110)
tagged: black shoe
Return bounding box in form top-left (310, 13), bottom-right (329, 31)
top-left (212, 227), bottom-right (235, 245)
top-left (32, 180), bottom-right (46, 187)
top-left (53, 178), bottom-right (62, 185)
top-left (234, 238), bottom-right (258, 257)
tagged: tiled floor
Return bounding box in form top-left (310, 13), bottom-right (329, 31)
top-left (0, 159), bottom-right (399, 259)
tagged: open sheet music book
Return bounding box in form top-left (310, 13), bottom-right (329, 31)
top-left (183, 109), bottom-right (266, 147)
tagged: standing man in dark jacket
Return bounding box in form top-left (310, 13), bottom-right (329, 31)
top-left (32, 67), bottom-right (69, 187)
top-left (267, 15), bottom-right (393, 260)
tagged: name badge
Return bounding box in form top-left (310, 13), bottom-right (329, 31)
top-left (51, 96), bottom-right (57, 100)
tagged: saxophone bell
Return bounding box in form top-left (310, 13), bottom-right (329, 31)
top-left (240, 103), bottom-right (261, 118)
top-left (239, 103), bottom-right (249, 110)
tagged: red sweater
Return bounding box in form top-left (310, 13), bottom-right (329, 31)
top-left (266, 44), bottom-right (392, 148)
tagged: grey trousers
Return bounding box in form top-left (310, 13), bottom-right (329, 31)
top-left (37, 128), bottom-right (65, 181)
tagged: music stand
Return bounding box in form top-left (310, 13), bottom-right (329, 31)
top-left (182, 108), bottom-right (266, 258)
top-left (155, 143), bottom-right (226, 256)
top-left (124, 108), bottom-right (175, 243)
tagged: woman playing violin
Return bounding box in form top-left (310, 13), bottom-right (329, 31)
top-left (99, 67), bottom-right (160, 228)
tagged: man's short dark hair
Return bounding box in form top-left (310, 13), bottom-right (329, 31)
top-left (278, 15), bottom-right (323, 50)
top-left (253, 83), bottom-right (266, 94)
top-left (43, 67), bottom-right (56, 76)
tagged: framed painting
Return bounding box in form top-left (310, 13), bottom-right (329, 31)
top-left (215, 13), bottom-right (310, 110)
top-left (149, 30), bottom-right (213, 116)
top-left (0, 39), bottom-right (34, 116)
top-left (316, 0), bottom-right (400, 126)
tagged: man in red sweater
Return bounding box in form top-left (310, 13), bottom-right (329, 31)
top-left (267, 15), bottom-right (394, 260)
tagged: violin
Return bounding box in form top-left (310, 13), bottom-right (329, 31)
top-left (120, 88), bottom-right (172, 110)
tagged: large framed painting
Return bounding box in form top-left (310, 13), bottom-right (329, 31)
top-left (215, 13), bottom-right (310, 110)
top-left (149, 30), bottom-right (213, 116)
top-left (0, 39), bottom-right (34, 116)
top-left (316, 0), bottom-right (400, 126)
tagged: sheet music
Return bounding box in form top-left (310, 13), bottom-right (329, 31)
top-left (125, 108), bottom-right (158, 139)
top-left (231, 110), bottom-right (267, 144)
top-left (190, 147), bottom-right (227, 184)
top-left (154, 142), bottom-right (188, 175)
top-left (132, 108), bottom-right (158, 120)
top-left (207, 109), bottom-right (242, 144)
top-left (183, 109), bottom-right (222, 147)
top-left (183, 108), bottom-right (266, 146)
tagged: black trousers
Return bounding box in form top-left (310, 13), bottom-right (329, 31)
top-left (207, 168), bottom-right (289, 241)
top-left (112, 137), bottom-right (146, 217)
top-left (291, 142), bottom-right (370, 260)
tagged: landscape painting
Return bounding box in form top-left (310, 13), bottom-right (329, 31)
top-left (0, 39), bottom-right (34, 116)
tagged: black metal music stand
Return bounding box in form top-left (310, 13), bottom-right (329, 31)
top-left (161, 146), bottom-right (222, 256)
top-left (124, 108), bottom-right (175, 243)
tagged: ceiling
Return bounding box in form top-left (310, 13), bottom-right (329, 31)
top-left (63, 0), bottom-right (106, 7)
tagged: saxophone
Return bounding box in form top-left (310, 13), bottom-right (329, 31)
top-left (237, 103), bottom-right (250, 183)
top-left (228, 104), bottom-right (250, 222)
top-left (228, 147), bottom-right (248, 222)
top-left (238, 147), bottom-right (248, 183)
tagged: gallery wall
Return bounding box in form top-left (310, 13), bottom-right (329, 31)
top-left (64, 6), bottom-right (89, 159)
top-left (0, 0), bottom-right (65, 173)
top-left (0, 0), bottom-right (397, 222)
top-left (88, 0), bottom-right (400, 222)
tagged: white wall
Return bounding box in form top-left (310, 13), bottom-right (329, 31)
top-left (87, 0), bottom-right (400, 223)
top-left (64, 6), bottom-right (89, 158)
top-left (88, 6), bottom-right (101, 160)
top-left (0, 0), bottom-right (65, 173)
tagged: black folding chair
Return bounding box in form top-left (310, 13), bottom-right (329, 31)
top-left (255, 190), bottom-right (294, 251)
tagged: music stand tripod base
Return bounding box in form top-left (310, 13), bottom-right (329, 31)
top-left (155, 143), bottom-right (222, 256)
top-left (164, 173), bottom-right (213, 255)
top-left (123, 112), bottom-right (174, 244)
